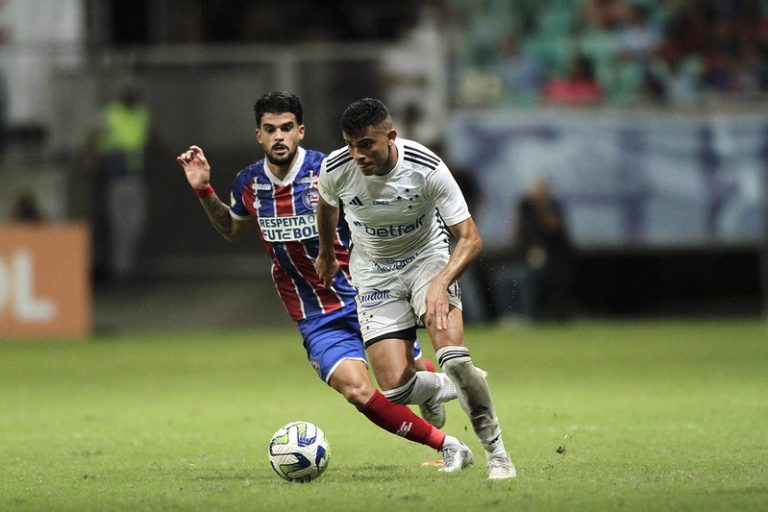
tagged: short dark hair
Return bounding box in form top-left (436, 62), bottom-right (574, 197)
top-left (340, 98), bottom-right (390, 137)
top-left (254, 91), bottom-right (303, 126)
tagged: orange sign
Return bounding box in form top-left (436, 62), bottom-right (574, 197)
top-left (0, 225), bottom-right (91, 339)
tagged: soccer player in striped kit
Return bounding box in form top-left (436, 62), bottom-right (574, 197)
top-left (176, 91), bottom-right (466, 465)
top-left (315, 97), bottom-right (516, 479)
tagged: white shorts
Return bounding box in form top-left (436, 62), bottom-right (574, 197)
top-left (350, 246), bottom-right (462, 344)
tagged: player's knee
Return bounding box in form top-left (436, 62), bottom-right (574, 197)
top-left (337, 379), bottom-right (375, 408)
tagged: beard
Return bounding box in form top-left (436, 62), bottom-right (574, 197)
top-left (266, 146), bottom-right (296, 166)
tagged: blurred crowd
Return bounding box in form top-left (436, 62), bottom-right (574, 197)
top-left (100, 0), bottom-right (768, 109)
top-left (449, 0), bottom-right (768, 107)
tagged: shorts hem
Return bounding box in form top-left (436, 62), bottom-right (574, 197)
top-left (324, 356), bottom-right (367, 383)
top-left (363, 326), bottom-right (418, 348)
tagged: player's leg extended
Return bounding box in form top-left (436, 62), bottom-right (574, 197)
top-left (326, 359), bottom-right (446, 451)
top-left (426, 306), bottom-right (517, 480)
top-left (365, 337), bottom-right (473, 473)
top-left (357, 302), bottom-right (456, 426)
top-left (299, 306), bottom-right (455, 454)
top-left (353, 257), bottom-right (455, 426)
top-left (367, 338), bottom-right (456, 428)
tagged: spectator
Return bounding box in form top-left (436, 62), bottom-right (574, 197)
top-left (83, 86), bottom-right (159, 283)
top-left (645, 43), bottom-right (703, 105)
top-left (542, 53), bottom-right (604, 105)
top-left (379, 2), bottom-right (445, 145)
top-left (511, 178), bottom-right (573, 322)
top-left (9, 192), bottom-right (44, 223)
top-left (451, 162), bottom-right (497, 323)
top-left (0, 0), bottom-right (10, 156)
top-left (616, 3), bottom-right (662, 60)
top-left (496, 34), bottom-right (544, 106)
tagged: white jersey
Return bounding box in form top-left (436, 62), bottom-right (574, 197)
top-left (318, 137), bottom-right (471, 263)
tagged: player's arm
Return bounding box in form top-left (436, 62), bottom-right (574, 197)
top-left (426, 217), bottom-right (483, 330)
top-left (425, 162), bottom-right (482, 330)
top-left (314, 195), bottom-right (340, 288)
top-left (176, 145), bottom-right (247, 241)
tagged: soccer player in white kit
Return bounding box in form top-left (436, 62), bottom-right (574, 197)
top-left (315, 98), bottom-right (516, 479)
top-left (177, 92), bottom-right (466, 466)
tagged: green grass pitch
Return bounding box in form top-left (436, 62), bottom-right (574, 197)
top-left (1, 320), bottom-right (766, 511)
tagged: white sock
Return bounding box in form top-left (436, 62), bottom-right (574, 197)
top-left (487, 439), bottom-right (508, 460)
top-left (382, 371), bottom-right (455, 405)
top-left (437, 345), bottom-right (505, 454)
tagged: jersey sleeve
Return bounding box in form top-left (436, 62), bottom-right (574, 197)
top-left (318, 158), bottom-right (341, 208)
top-left (229, 170), bottom-right (251, 220)
top-left (428, 163), bottom-right (472, 226)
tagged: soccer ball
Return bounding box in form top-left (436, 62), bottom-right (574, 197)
top-left (268, 421), bottom-right (330, 483)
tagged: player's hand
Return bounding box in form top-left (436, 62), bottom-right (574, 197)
top-left (425, 279), bottom-right (450, 331)
top-left (176, 145), bottom-right (211, 190)
top-left (314, 254), bottom-right (339, 288)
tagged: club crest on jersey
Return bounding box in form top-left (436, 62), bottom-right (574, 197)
top-left (296, 175), bottom-right (319, 185)
top-left (302, 188), bottom-right (320, 211)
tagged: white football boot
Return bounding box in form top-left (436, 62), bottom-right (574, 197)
top-left (487, 453), bottom-right (517, 480)
top-left (439, 436), bottom-right (474, 473)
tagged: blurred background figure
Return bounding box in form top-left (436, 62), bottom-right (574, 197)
top-left (379, 1), bottom-right (445, 146)
top-left (541, 53), bottom-right (604, 106)
top-left (81, 86), bottom-right (156, 284)
top-left (0, 0), bottom-right (10, 157)
top-left (449, 160), bottom-right (495, 323)
top-left (509, 178), bottom-right (573, 322)
top-left (9, 191), bottom-right (44, 224)
top-left (0, 0), bottom-right (764, 329)
top-left (495, 33), bottom-right (544, 107)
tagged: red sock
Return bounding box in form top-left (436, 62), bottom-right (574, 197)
top-left (360, 390), bottom-right (445, 451)
top-left (421, 357), bottom-right (436, 373)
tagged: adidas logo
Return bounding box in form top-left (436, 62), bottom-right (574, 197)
top-left (349, 196), bottom-right (363, 206)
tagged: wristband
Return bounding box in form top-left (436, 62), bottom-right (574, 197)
top-left (195, 184), bottom-right (215, 199)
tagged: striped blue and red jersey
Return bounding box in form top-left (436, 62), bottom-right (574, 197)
top-left (229, 147), bottom-right (356, 321)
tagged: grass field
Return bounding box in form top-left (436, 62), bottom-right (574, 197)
top-left (1, 320), bottom-right (767, 511)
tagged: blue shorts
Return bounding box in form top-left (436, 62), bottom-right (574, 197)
top-left (298, 304), bottom-right (423, 383)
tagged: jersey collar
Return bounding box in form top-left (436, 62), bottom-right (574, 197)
top-left (263, 146), bottom-right (306, 186)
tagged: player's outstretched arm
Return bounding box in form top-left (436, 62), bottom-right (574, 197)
top-left (176, 145), bottom-right (246, 241)
top-left (314, 195), bottom-right (340, 288)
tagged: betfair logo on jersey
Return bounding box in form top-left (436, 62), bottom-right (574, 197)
top-left (358, 288), bottom-right (391, 308)
top-left (352, 214), bottom-right (426, 237)
top-left (258, 214), bottom-right (318, 242)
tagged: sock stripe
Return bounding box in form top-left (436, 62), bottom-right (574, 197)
top-left (436, 347), bottom-right (471, 368)
top-left (382, 376), bottom-right (417, 404)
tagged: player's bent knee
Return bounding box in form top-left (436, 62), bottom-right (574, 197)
top-left (335, 379), bottom-right (376, 408)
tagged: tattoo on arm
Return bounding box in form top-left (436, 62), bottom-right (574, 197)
top-left (200, 195), bottom-right (234, 239)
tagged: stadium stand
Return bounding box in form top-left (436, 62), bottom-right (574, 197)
top-left (450, 0), bottom-right (768, 107)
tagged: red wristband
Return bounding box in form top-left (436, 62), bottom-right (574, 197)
top-left (195, 184), bottom-right (215, 199)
